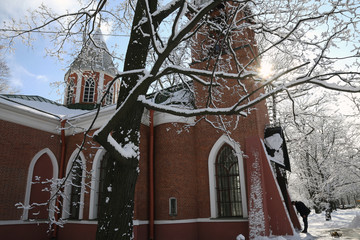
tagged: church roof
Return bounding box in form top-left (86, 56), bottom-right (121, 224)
top-left (69, 27), bottom-right (117, 76)
top-left (0, 93), bottom-right (116, 135)
top-left (2, 94), bottom-right (62, 106)
top-left (0, 94), bottom-right (88, 119)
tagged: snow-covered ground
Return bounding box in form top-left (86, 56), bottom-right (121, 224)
top-left (255, 208), bottom-right (360, 240)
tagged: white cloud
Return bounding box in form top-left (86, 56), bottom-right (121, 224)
top-left (17, 65), bottom-right (49, 82)
top-left (36, 75), bottom-right (49, 82)
top-left (8, 60), bottom-right (49, 89)
top-left (10, 77), bottom-right (23, 88)
top-left (0, 0), bottom-right (83, 22)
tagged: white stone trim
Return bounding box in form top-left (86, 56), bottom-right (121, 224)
top-left (75, 72), bottom-right (82, 103)
top-left (208, 135), bottom-right (248, 218)
top-left (63, 72), bottom-right (70, 105)
top-left (65, 105), bottom-right (116, 136)
top-left (62, 150), bottom-right (86, 220)
top-left (1, 96), bottom-right (196, 137)
top-left (154, 218), bottom-right (249, 225)
top-left (0, 217), bottom-right (248, 227)
top-left (0, 220), bottom-right (48, 225)
top-left (89, 149), bottom-right (106, 219)
top-left (260, 140), bottom-right (296, 235)
top-left (0, 99), bottom-right (60, 134)
top-left (23, 148), bottom-right (58, 220)
top-left (97, 72), bottom-right (105, 103)
top-left (47, 218), bottom-right (249, 226)
top-left (153, 111), bottom-right (195, 127)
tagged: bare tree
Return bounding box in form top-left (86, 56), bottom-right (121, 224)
top-left (2, 0), bottom-right (360, 239)
top-left (278, 91), bottom-right (360, 213)
top-left (0, 46), bottom-right (11, 93)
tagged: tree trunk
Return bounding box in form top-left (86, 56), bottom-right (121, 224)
top-left (96, 153), bottom-right (139, 240)
top-left (95, 1), bottom-right (157, 238)
top-left (96, 101), bottom-right (144, 240)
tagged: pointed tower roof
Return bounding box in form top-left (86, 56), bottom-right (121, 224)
top-left (69, 27), bottom-right (117, 76)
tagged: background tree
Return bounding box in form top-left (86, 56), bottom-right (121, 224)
top-left (276, 90), bottom-right (360, 212)
top-left (0, 46), bottom-right (11, 93)
top-left (2, 1), bottom-right (360, 239)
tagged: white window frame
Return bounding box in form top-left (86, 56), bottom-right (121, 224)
top-left (169, 197), bottom-right (178, 217)
top-left (62, 150), bottom-right (86, 220)
top-left (104, 83), bottom-right (114, 105)
top-left (89, 149), bottom-right (106, 219)
top-left (208, 135), bottom-right (248, 218)
top-left (23, 148), bottom-right (58, 220)
top-left (66, 80), bottom-right (75, 105)
top-left (83, 77), bottom-right (95, 103)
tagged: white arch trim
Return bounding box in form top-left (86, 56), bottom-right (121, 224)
top-left (62, 149), bottom-right (86, 219)
top-left (23, 148), bottom-right (59, 220)
top-left (89, 149), bottom-right (106, 219)
top-left (208, 135), bottom-right (248, 218)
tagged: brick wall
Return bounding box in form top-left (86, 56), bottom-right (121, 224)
top-left (153, 122), bottom-right (197, 220)
top-left (0, 119), bottom-right (61, 220)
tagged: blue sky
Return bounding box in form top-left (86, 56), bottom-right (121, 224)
top-left (0, 0), bottom-right (128, 103)
top-left (1, 0), bottom-right (358, 112)
top-left (4, 37), bottom-right (66, 102)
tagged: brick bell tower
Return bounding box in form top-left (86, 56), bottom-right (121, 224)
top-left (189, 1), bottom-right (295, 239)
top-left (191, 1), bottom-right (268, 145)
top-left (64, 26), bottom-right (119, 109)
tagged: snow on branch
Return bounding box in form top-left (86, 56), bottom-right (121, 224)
top-left (309, 77), bottom-right (360, 92)
top-left (138, 94), bottom-right (248, 117)
top-left (159, 64), bottom-right (258, 80)
top-left (107, 134), bottom-right (139, 159)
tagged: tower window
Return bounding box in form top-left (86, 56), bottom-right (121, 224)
top-left (83, 78), bottom-right (95, 102)
top-left (215, 145), bottom-right (243, 217)
top-left (169, 197), bottom-right (177, 216)
top-left (66, 80), bottom-right (75, 105)
top-left (105, 84), bottom-right (114, 105)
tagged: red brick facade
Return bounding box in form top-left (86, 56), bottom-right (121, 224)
top-left (0, 119), bottom-right (61, 220)
top-left (0, 5), bottom-right (298, 239)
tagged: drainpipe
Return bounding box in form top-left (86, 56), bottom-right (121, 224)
top-left (52, 119), bottom-right (67, 240)
top-left (149, 110), bottom-right (155, 240)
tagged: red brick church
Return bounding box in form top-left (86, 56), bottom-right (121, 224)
top-left (0, 4), bottom-right (301, 240)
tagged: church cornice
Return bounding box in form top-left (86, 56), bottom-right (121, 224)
top-left (0, 96), bottom-right (196, 137)
top-left (0, 99), bottom-right (61, 134)
top-left (65, 68), bottom-right (117, 79)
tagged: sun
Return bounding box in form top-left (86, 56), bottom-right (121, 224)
top-left (259, 62), bottom-right (273, 79)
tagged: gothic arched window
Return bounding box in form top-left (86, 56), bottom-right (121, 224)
top-left (105, 84), bottom-right (114, 105)
top-left (68, 158), bottom-right (83, 219)
top-left (83, 78), bottom-right (95, 103)
top-left (96, 155), bottom-right (110, 218)
top-left (66, 80), bottom-right (75, 105)
top-left (63, 152), bottom-right (85, 220)
top-left (215, 145), bottom-right (243, 217)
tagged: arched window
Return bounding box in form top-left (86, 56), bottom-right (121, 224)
top-left (23, 149), bottom-right (58, 220)
top-left (97, 154), bottom-right (109, 217)
top-left (66, 80), bottom-right (75, 105)
top-left (63, 151), bottom-right (86, 220)
top-left (68, 158), bottom-right (83, 219)
top-left (105, 84), bottom-right (114, 105)
top-left (208, 135), bottom-right (248, 218)
top-left (89, 149), bottom-right (107, 219)
top-left (83, 78), bottom-right (95, 102)
top-left (216, 145), bottom-right (243, 217)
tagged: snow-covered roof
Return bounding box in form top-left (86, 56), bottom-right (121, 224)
top-left (0, 86), bottom-right (196, 135)
top-left (0, 94), bottom-right (117, 135)
top-left (153, 82), bottom-right (195, 108)
top-left (0, 94), bottom-right (89, 119)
